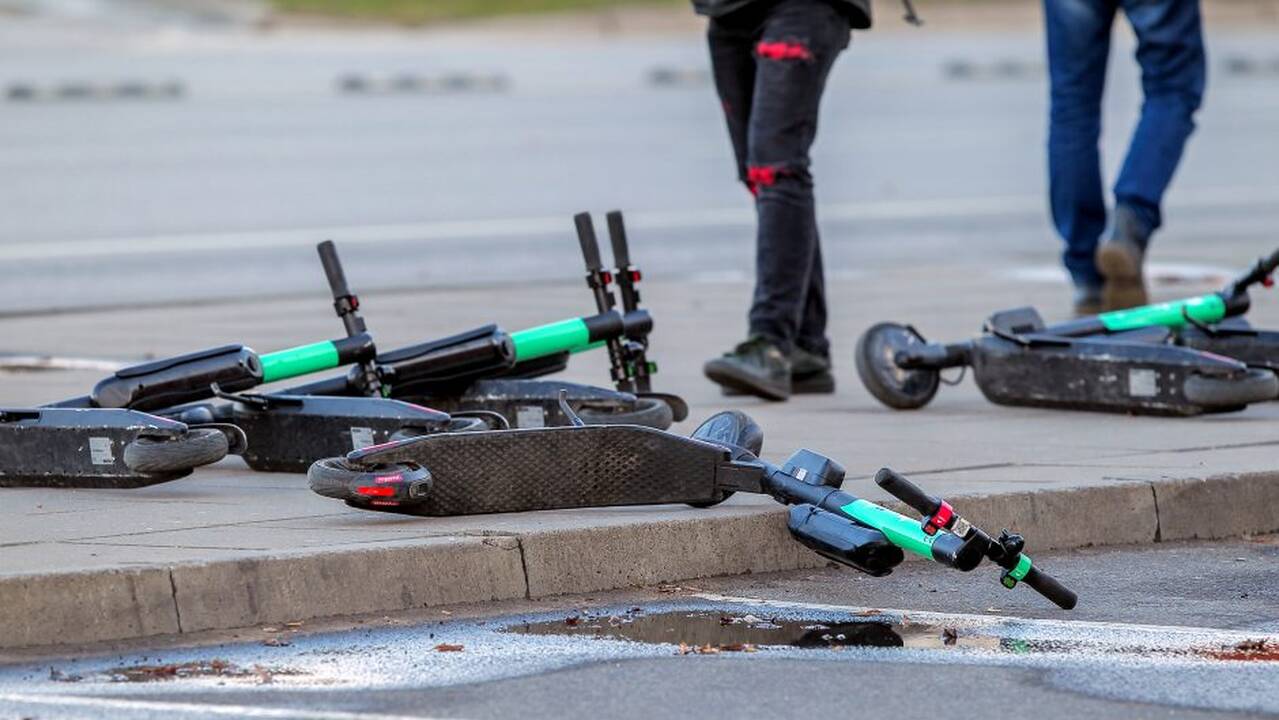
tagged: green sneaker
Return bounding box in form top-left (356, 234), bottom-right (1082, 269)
top-left (704, 336), bottom-right (792, 401)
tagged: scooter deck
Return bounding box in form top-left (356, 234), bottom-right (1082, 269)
top-left (970, 334), bottom-right (1255, 416)
top-left (1179, 323), bottom-right (1279, 373)
top-left (0, 408), bottom-right (190, 488)
top-left (228, 395), bottom-right (453, 473)
top-left (343, 424), bottom-right (729, 516)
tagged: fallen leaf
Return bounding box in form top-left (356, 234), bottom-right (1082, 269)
top-left (434, 643), bottom-right (464, 652)
top-left (564, 617), bottom-right (581, 627)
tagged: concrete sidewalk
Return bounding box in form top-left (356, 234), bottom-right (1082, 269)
top-left (4, 248), bottom-right (1279, 650)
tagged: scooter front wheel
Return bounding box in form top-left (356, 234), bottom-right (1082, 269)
top-left (123, 428), bottom-right (229, 474)
top-left (308, 457), bottom-right (433, 505)
top-left (855, 322), bottom-right (941, 410)
top-left (1185, 368), bottom-right (1279, 411)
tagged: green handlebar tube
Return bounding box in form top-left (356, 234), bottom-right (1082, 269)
top-left (1098, 294), bottom-right (1226, 332)
top-left (510, 318), bottom-right (591, 361)
top-left (260, 341), bottom-right (341, 383)
top-left (839, 499), bottom-right (939, 559)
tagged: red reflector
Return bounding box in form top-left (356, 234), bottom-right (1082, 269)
top-left (602, 271), bottom-right (613, 284)
top-left (631, 270), bottom-right (642, 282)
top-left (356, 485), bottom-right (396, 497)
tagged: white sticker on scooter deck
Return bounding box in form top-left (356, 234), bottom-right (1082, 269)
top-left (1128, 368), bottom-right (1158, 397)
top-left (88, 437), bottom-right (114, 465)
top-left (516, 405), bottom-right (545, 428)
top-left (349, 427), bottom-right (376, 450)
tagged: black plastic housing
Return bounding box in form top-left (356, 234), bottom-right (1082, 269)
top-left (787, 504), bottom-right (904, 576)
top-left (91, 345), bottom-right (262, 411)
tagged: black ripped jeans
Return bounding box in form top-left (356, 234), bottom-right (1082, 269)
top-left (708, 0), bottom-right (849, 358)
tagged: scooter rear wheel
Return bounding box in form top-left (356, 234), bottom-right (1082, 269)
top-left (123, 428), bottom-right (229, 474)
top-left (855, 323), bottom-right (941, 410)
top-left (577, 397), bottom-right (674, 430)
top-left (1185, 368), bottom-right (1279, 411)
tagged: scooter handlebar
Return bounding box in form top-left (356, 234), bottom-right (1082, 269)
top-left (317, 240), bottom-right (352, 300)
top-left (606, 210), bottom-right (631, 268)
top-left (573, 212), bottom-right (604, 271)
top-left (1023, 565), bottom-right (1078, 610)
top-left (874, 467), bottom-right (941, 516)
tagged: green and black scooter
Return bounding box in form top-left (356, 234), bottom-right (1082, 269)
top-left (46, 241), bottom-right (478, 475)
top-left (308, 405), bottom-right (1075, 610)
top-left (283, 210), bottom-right (688, 430)
top-left (855, 249), bottom-right (1279, 416)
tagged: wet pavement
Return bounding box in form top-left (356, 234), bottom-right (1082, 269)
top-left (1, 536), bottom-right (1276, 719)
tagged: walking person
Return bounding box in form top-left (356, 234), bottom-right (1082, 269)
top-left (1045, 0), bottom-right (1206, 314)
top-left (697, 0), bottom-right (869, 400)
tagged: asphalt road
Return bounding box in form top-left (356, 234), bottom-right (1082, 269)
top-left (0, 537), bottom-right (1276, 719)
top-left (1, 5), bottom-right (1278, 313)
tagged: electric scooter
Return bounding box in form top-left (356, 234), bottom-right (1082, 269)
top-left (307, 404), bottom-right (1076, 609)
top-left (285, 210), bottom-right (688, 429)
top-left (47, 242), bottom-right (482, 474)
top-left (854, 251), bottom-right (1279, 416)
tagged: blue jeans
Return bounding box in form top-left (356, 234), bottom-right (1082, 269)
top-left (1044, 0), bottom-right (1206, 288)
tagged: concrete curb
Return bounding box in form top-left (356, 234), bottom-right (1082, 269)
top-left (2, 473), bottom-right (1277, 650)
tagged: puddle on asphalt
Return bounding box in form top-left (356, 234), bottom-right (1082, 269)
top-left (509, 609), bottom-right (1279, 662)
top-left (510, 609), bottom-right (997, 653)
top-left (51, 660), bottom-right (301, 684)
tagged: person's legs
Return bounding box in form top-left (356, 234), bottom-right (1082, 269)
top-left (1112, 0), bottom-right (1205, 235)
top-left (1094, 0), bottom-right (1204, 310)
top-left (1043, 0), bottom-right (1116, 309)
top-left (703, 0), bottom-right (847, 400)
top-left (745, 0), bottom-right (846, 353)
top-left (708, 13), bottom-right (759, 188)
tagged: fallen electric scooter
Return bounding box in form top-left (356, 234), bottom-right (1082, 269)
top-left (855, 253), bottom-right (1279, 415)
top-left (285, 210), bottom-right (687, 429)
top-left (47, 243), bottom-right (482, 474)
top-left (0, 407), bottom-right (242, 488)
top-left (307, 404), bottom-right (1076, 609)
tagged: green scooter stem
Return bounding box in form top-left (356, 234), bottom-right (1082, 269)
top-left (509, 310), bottom-right (649, 362)
top-left (1051, 248), bottom-right (1279, 337)
top-left (259, 335), bottom-right (371, 384)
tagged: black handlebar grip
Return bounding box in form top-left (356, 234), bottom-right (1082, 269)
top-left (317, 240), bottom-right (351, 299)
top-left (873, 467), bottom-right (941, 516)
top-left (1261, 247), bottom-right (1279, 276)
top-left (573, 212), bottom-right (604, 271)
top-left (1023, 566), bottom-right (1078, 610)
top-left (606, 210), bottom-right (631, 267)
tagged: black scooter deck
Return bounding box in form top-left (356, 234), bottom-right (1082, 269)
top-left (336, 424), bottom-right (729, 516)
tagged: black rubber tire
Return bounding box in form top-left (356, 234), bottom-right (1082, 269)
top-left (124, 428), bottom-right (229, 474)
top-left (1184, 368), bottom-right (1279, 409)
top-left (576, 397), bottom-right (674, 430)
top-left (309, 457), bottom-right (363, 499)
top-left (854, 322), bottom-right (942, 410)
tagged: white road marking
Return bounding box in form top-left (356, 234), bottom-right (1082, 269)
top-left (0, 354), bottom-right (126, 372)
top-left (0, 692), bottom-right (450, 720)
top-left (3, 185), bottom-right (1277, 262)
